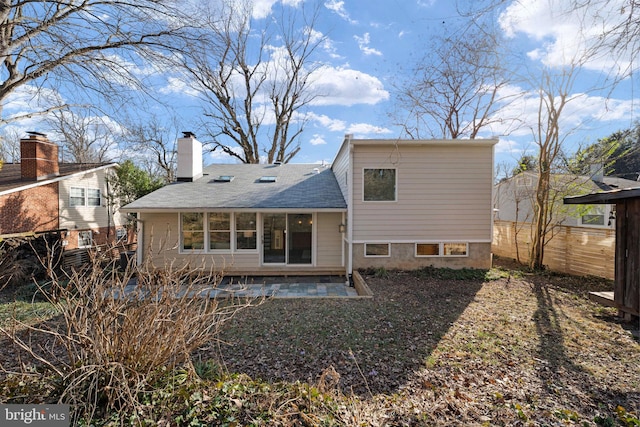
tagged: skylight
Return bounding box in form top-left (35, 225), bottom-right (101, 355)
top-left (214, 175), bottom-right (234, 182)
top-left (259, 176), bottom-right (277, 183)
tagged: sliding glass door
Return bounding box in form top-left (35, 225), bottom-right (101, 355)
top-left (262, 213), bottom-right (312, 265)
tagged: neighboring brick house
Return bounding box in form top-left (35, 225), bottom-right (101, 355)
top-left (0, 132), bottom-right (127, 249)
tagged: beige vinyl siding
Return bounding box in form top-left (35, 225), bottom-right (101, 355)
top-left (59, 168), bottom-right (125, 230)
top-left (141, 211), bottom-right (343, 272)
top-left (352, 144), bottom-right (493, 241)
top-left (315, 212), bottom-right (343, 267)
top-left (141, 212), bottom-right (260, 272)
top-left (331, 142), bottom-right (350, 201)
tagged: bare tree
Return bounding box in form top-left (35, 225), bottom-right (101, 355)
top-left (123, 115), bottom-right (180, 183)
top-left (46, 109), bottom-right (119, 163)
top-left (0, 0), bottom-right (188, 125)
top-left (178, 0), bottom-right (324, 164)
top-left (0, 128), bottom-right (21, 163)
top-left (393, 21), bottom-right (512, 139)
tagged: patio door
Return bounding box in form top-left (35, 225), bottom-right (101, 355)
top-left (263, 213), bottom-right (286, 263)
top-left (288, 214), bottom-right (312, 264)
top-left (262, 213), bottom-right (312, 265)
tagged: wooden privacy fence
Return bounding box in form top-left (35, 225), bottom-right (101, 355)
top-left (492, 220), bottom-right (615, 279)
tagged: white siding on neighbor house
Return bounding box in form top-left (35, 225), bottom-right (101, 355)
top-left (351, 144), bottom-right (494, 242)
top-left (59, 167), bottom-right (125, 230)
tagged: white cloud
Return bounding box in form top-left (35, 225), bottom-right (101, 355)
top-left (159, 76), bottom-right (200, 97)
top-left (354, 33), bottom-right (382, 56)
top-left (498, 0), bottom-right (636, 75)
top-left (309, 66), bottom-right (389, 106)
top-left (324, 0), bottom-right (357, 24)
top-left (249, 0), bottom-right (304, 19)
top-left (346, 123), bottom-right (393, 136)
top-left (309, 134), bottom-right (327, 145)
top-left (306, 112), bottom-right (346, 131)
top-left (485, 84), bottom-right (635, 142)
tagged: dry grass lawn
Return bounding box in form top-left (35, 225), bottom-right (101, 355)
top-left (202, 259), bottom-right (640, 425)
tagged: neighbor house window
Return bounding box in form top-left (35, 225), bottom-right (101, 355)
top-left (87, 189), bottom-right (101, 206)
top-left (116, 227), bottom-right (127, 241)
top-left (363, 169), bottom-right (396, 201)
top-left (78, 230), bottom-right (93, 248)
top-left (443, 243), bottom-right (468, 256)
top-left (70, 187), bottom-right (101, 207)
top-left (182, 213), bottom-right (204, 250)
top-left (365, 243), bottom-right (390, 257)
top-left (580, 205), bottom-right (606, 226)
top-left (70, 187), bottom-right (85, 207)
top-left (416, 243), bottom-right (440, 256)
top-left (208, 212), bottom-right (231, 250)
top-left (235, 212), bottom-right (257, 250)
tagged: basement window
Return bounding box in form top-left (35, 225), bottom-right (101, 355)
top-left (259, 176), bottom-right (277, 183)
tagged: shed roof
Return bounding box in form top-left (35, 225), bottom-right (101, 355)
top-left (564, 186), bottom-right (640, 204)
top-left (122, 163), bottom-right (347, 212)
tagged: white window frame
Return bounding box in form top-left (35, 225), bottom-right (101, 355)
top-left (208, 212), bottom-right (232, 251)
top-left (70, 186), bottom-right (101, 207)
top-left (235, 212), bottom-right (257, 251)
top-left (87, 188), bottom-right (101, 206)
top-left (180, 212), bottom-right (259, 254)
top-left (180, 212), bottom-right (206, 252)
top-left (364, 243), bottom-right (391, 257)
top-left (70, 187), bottom-right (85, 207)
top-left (578, 204), bottom-right (609, 228)
top-left (78, 230), bottom-right (93, 248)
top-left (362, 168), bottom-right (397, 202)
top-left (415, 242), bottom-right (469, 257)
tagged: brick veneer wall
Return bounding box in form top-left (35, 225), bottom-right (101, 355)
top-left (0, 183), bottom-right (59, 234)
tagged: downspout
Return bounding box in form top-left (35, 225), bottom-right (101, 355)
top-left (134, 213), bottom-right (143, 266)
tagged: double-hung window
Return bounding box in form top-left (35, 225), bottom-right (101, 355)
top-left (235, 213), bottom-right (257, 250)
top-left (209, 213), bottom-right (231, 250)
top-left (182, 213), bottom-right (205, 250)
top-left (70, 187), bottom-right (101, 207)
top-left (181, 212), bottom-right (258, 252)
top-left (70, 187), bottom-right (85, 207)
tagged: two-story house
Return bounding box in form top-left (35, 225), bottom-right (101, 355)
top-left (0, 132), bottom-right (127, 249)
top-left (122, 134), bottom-right (497, 278)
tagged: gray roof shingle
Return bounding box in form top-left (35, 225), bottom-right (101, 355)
top-left (122, 163), bottom-right (347, 211)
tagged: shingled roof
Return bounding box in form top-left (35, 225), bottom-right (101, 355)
top-left (0, 163), bottom-right (117, 195)
top-left (122, 163), bottom-right (347, 211)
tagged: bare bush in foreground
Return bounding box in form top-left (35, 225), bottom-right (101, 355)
top-left (0, 246), bottom-right (259, 422)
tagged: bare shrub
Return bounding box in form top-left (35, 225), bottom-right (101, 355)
top-left (0, 244), bottom-right (259, 422)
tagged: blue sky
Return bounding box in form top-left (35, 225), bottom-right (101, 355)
top-left (3, 0), bottom-right (638, 172)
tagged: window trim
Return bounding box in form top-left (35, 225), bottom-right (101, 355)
top-left (78, 230), bottom-right (93, 248)
top-left (364, 243), bottom-right (391, 257)
top-left (578, 204), bottom-right (609, 228)
top-left (70, 186), bottom-right (101, 207)
top-left (362, 168), bottom-right (397, 202)
top-left (415, 242), bottom-right (469, 258)
top-left (70, 187), bottom-right (86, 207)
top-left (208, 212), bottom-right (231, 251)
top-left (180, 212), bottom-right (260, 254)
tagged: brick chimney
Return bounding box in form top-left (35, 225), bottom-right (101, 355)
top-left (20, 132), bottom-right (60, 181)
